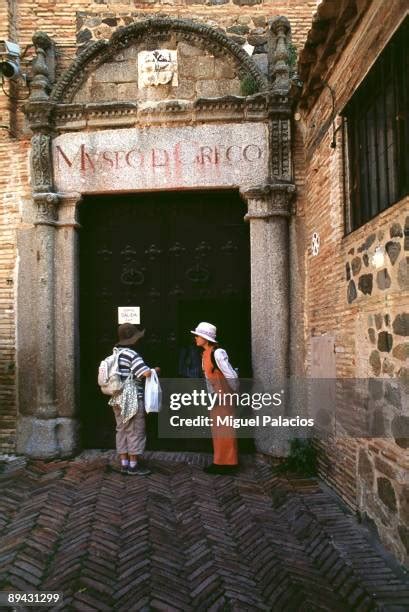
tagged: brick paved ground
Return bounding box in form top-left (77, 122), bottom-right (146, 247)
top-left (0, 451), bottom-right (409, 611)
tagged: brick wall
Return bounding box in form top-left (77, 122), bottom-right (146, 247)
top-left (0, 0), bottom-right (27, 454)
top-left (299, 0), bottom-right (409, 567)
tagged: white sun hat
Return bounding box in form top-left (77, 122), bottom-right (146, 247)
top-left (190, 322), bottom-right (218, 343)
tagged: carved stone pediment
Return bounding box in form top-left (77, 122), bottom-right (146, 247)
top-left (49, 18), bottom-right (268, 106)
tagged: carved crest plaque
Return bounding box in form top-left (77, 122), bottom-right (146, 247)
top-left (138, 50), bottom-right (178, 88)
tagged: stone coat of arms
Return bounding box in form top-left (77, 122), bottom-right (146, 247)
top-left (138, 50), bottom-right (178, 88)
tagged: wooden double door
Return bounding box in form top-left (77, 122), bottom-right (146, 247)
top-left (79, 190), bottom-right (251, 450)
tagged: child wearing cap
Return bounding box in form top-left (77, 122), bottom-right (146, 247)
top-left (110, 323), bottom-right (160, 475)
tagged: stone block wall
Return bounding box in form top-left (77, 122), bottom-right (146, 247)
top-left (72, 36), bottom-right (242, 104)
top-left (299, 0), bottom-right (409, 567)
top-left (0, 0), bottom-right (316, 453)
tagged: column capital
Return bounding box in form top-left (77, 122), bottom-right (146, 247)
top-left (57, 192), bottom-right (82, 229)
top-left (240, 183), bottom-right (296, 219)
top-left (34, 191), bottom-right (59, 225)
top-left (57, 191), bottom-right (82, 206)
top-left (33, 192), bottom-right (83, 228)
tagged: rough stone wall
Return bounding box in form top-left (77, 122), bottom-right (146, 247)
top-left (299, 0), bottom-right (409, 567)
top-left (0, 1), bottom-right (316, 453)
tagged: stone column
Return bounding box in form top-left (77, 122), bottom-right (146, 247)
top-left (55, 194), bottom-right (82, 425)
top-left (33, 192), bottom-right (59, 419)
top-left (240, 183), bottom-right (295, 455)
top-left (16, 192), bottom-right (80, 458)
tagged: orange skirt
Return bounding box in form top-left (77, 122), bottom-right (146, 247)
top-left (211, 403), bottom-right (238, 466)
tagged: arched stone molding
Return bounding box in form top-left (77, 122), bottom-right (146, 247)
top-left (50, 17), bottom-right (269, 105)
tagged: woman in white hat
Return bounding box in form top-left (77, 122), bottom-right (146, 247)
top-left (191, 322), bottom-right (239, 474)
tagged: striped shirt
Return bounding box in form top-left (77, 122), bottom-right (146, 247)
top-left (116, 346), bottom-right (150, 399)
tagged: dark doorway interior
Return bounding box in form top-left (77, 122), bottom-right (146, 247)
top-left (79, 190), bottom-right (252, 450)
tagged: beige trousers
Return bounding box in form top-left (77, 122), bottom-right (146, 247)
top-left (112, 405), bottom-right (146, 455)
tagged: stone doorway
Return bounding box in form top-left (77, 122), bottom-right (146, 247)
top-left (17, 16), bottom-right (297, 459)
top-left (79, 189), bottom-right (251, 450)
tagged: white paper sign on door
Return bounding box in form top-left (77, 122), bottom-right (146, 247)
top-left (118, 307), bottom-right (141, 324)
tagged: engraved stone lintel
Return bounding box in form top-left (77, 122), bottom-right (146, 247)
top-left (34, 192), bottom-right (59, 224)
top-left (240, 183), bottom-right (296, 219)
top-left (53, 124), bottom-right (269, 193)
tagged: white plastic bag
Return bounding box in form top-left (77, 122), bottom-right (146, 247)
top-left (144, 369), bottom-right (162, 413)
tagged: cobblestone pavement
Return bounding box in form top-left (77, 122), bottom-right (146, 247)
top-left (1, 451), bottom-right (409, 611)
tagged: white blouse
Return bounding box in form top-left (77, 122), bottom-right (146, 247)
top-left (213, 348), bottom-right (239, 391)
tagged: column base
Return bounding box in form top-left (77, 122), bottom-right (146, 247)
top-left (16, 415), bottom-right (80, 459)
top-left (254, 427), bottom-right (290, 457)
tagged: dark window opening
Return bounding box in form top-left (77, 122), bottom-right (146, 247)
top-left (342, 16), bottom-right (409, 233)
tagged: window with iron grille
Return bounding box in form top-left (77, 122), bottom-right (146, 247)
top-left (343, 16), bottom-right (409, 233)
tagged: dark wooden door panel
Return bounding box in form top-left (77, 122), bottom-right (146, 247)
top-left (79, 190), bottom-right (251, 449)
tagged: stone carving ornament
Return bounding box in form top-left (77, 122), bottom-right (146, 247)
top-left (268, 17), bottom-right (291, 95)
top-left (30, 31), bottom-right (54, 102)
top-left (138, 50), bottom-right (177, 88)
top-left (31, 134), bottom-right (53, 193)
top-left (34, 192), bottom-right (59, 224)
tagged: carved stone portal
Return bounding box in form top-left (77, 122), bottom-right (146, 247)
top-left (19, 16), bottom-right (296, 459)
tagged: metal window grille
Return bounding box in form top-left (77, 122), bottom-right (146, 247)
top-left (343, 16), bottom-right (409, 233)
